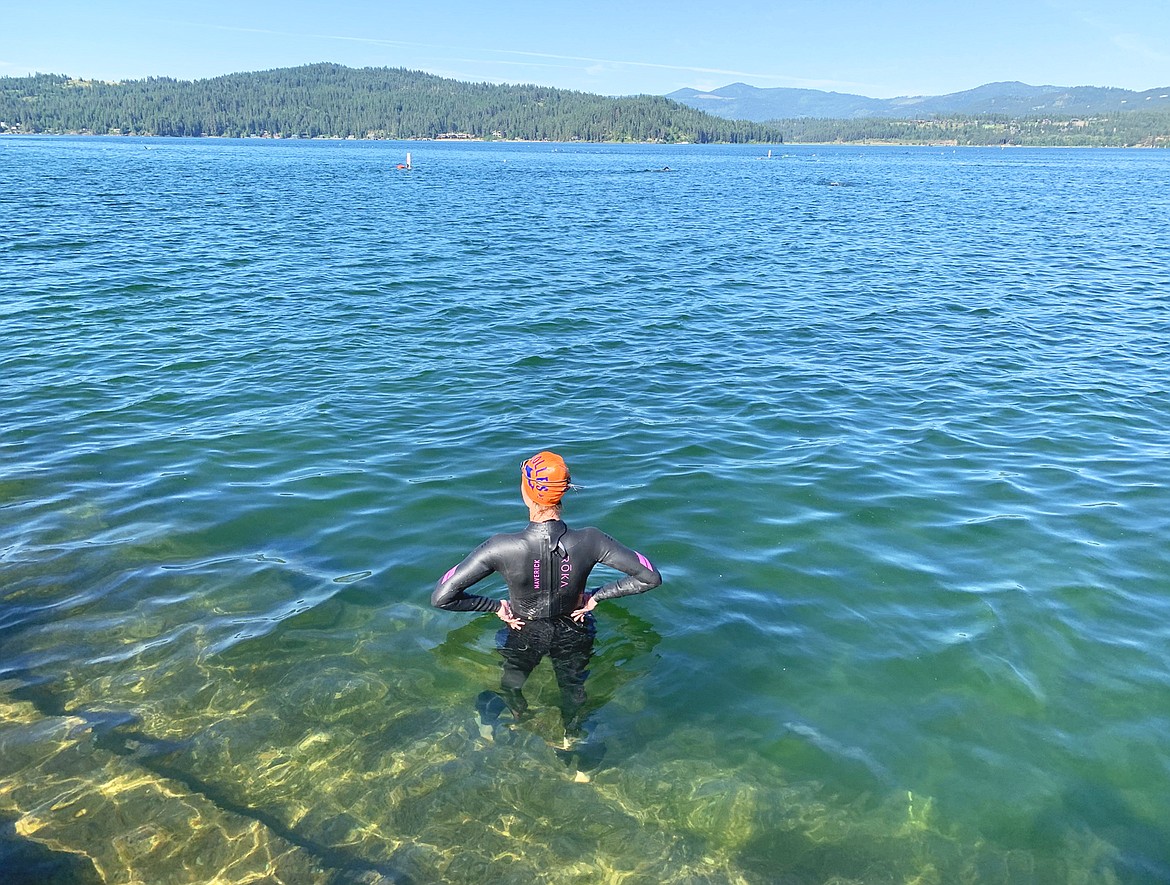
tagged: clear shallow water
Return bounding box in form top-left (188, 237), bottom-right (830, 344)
top-left (1, 136), bottom-right (1169, 884)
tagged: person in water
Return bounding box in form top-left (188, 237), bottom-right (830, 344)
top-left (432, 451), bottom-right (662, 741)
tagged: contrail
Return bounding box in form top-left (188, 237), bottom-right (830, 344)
top-left (183, 21), bottom-right (804, 83)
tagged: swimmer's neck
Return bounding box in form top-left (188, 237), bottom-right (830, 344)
top-left (527, 503), bottom-right (563, 523)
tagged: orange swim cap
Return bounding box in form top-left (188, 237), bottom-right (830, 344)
top-left (521, 451), bottom-right (571, 506)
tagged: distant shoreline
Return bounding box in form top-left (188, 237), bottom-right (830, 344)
top-left (0, 130), bottom-right (740, 146)
top-left (6, 66), bottom-right (1167, 148)
top-left (1, 131), bottom-right (1161, 148)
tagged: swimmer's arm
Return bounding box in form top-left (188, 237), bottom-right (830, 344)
top-left (431, 542), bottom-right (502, 614)
top-left (571, 532), bottom-right (661, 621)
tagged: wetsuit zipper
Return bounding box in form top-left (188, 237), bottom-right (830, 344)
top-left (538, 527), bottom-right (552, 618)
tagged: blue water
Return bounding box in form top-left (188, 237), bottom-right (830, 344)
top-left (2, 135), bottom-right (1169, 884)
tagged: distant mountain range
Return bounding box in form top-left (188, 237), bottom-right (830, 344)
top-left (666, 81), bottom-right (1170, 121)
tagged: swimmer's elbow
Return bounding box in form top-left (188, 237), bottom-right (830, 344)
top-left (625, 571), bottom-right (660, 597)
top-left (431, 584), bottom-right (452, 609)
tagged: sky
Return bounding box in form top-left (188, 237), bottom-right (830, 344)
top-left (4, 0), bottom-right (1170, 99)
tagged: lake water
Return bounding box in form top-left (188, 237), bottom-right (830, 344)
top-left (2, 135), bottom-right (1169, 884)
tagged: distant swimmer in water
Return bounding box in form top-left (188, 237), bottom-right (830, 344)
top-left (432, 451), bottom-right (662, 747)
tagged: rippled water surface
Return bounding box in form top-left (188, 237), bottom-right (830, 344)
top-left (2, 136), bottom-right (1169, 884)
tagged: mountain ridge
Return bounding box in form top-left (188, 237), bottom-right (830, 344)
top-left (0, 63), bottom-right (782, 142)
top-left (667, 81), bottom-right (1170, 121)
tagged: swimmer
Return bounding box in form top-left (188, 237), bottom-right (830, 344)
top-left (432, 451), bottom-right (662, 741)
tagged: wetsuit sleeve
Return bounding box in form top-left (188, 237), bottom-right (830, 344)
top-left (431, 540), bottom-right (503, 613)
top-left (589, 531), bottom-right (662, 603)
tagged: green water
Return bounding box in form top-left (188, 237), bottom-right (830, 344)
top-left (2, 136), bottom-right (1168, 883)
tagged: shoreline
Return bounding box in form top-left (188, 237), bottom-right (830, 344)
top-left (1, 131), bottom-right (1162, 148)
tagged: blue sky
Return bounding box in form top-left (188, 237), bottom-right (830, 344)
top-left (5, 0), bottom-right (1169, 98)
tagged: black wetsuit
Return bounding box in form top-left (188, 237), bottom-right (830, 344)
top-left (432, 519), bottom-right (661, 728)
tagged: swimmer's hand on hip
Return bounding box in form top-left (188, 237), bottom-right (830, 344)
top-left (497, 600), bottom-right (525, 629)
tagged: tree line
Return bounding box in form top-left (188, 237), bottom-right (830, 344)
top-left (0, 64), bottom-right (784, 143)
top-left (772, 113), bottom-right (1170, 147)
top-left (6, 64), bottom-right (1166, 146)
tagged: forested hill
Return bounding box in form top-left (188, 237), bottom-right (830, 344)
top-left (0, 63), bottom-right (783, 143)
